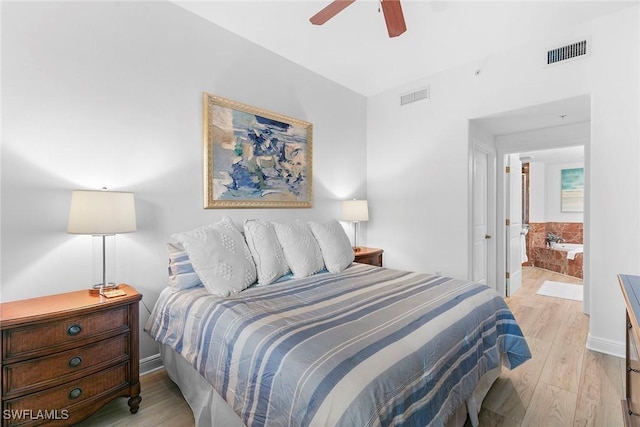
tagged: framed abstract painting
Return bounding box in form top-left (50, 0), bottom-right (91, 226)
top-left (203, 93), bottom-right (313, 208)
top-left (561, 167), bottom-right (584, 212)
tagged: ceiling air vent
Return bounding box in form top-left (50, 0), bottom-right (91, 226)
top-left (546, 39), bottom-right (589, 66)
top-left (401, 86), bottom-right (430, 106)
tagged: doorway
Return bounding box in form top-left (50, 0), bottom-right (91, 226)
top-left (469, 94), bottom-right (590, 313)
top-left (498, 141), bottom-right (587, 304)
top-left (508, 146), bottom-right (585, 295)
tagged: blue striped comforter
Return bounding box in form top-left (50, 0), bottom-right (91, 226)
top-left (145, 264), bottom-right (530, 427)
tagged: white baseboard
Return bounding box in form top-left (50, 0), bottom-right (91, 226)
top-left (586, 333), bottom-right (625, 358)
top-left (140, 353), bottom-right (164, 375)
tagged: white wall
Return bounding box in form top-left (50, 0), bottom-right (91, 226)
top-left (527, 160), bottom-right (585, 223)
top-left (1, 2), bottom-right (367, 361)
top-left (367, 6), bottom-right (639, 356)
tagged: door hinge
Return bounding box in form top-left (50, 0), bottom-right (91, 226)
top-left (506, 271), bottom-right (510, 279)
top-left (505, 166), bottom-right (510, 173)
top-left (506, 219), bottom-right (510, 226)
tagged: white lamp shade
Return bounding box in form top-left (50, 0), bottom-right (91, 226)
top-left (342, 199), bottom-right (369, 222)
top-left (68, 190), bottom-right (137, 235)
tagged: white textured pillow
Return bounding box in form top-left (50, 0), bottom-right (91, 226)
top-left (272, 220), bottom-right (324, 278)
top-left (167, 241), bottom-right (202, 290)
top-left (172, 217), bottom-right (257, 297)
top-left (244, 219), bottom-right (290, 285)
top-left (308, 220), bottom-right (354, 273)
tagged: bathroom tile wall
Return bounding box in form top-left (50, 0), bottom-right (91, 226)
top-left (546, 222), bottom-right (583, 244)
top-left (525, 222), bottom-right (584, 278)
top-left (529, 248), bottom-right (584, 278)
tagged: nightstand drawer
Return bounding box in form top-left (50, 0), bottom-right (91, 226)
top-left (1, 285), bottom-right (142, 424)
top-left (630, 370), bottom-right (640, 424)
top-left (629, 322), bottom-right (640, 422)
top-left (631, 323), bottom-right (640, 362)
top-left (356, 254), bottom-right (381, 266)
top-left (4, 363), bottom-right (129, 426)
top-left (3, 306), bottom-right (128, 360)
top-left (4, 334), bottom-right (129, 398)
top-left (354, 248), bottom-right (383, 267)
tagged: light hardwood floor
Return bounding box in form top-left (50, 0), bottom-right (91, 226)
top-left (77, 266), bottom-right (624, 426)
top-left (478, 267), bottom-right (624, 426)
top-left (74, 367), bottom-right (194, 427)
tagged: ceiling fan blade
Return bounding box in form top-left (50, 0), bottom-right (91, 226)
top-left (380, 0), bottom-right (407, 37)
top-left (310, 0), bottom-right (356, 25)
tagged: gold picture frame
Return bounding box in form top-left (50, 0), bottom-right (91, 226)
top-left (203, 93), bottom-right (313, 209)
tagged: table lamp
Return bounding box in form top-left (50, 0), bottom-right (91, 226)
top-left (341, 199), bottom-right (369, 252)
top-left (67, 189), bottom-right (136, 294)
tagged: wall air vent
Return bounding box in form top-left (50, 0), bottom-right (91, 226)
top-left (401, 86), bottom-right (430, 105)
top-left (546, 39), bottom-right (590, 66)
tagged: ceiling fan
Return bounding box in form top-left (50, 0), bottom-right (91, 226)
top-left (310, 0), bottom-right (407, 38)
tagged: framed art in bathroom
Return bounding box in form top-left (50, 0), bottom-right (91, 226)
top-left (561, 167), bottom-right (584, 212)
top-left (203, 93), bottom-right (313, 209)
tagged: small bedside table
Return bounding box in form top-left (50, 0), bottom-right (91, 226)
top-left (0, 285), bottom-right (142, 426)
top-left (354, 247), bottom-right (384, 267)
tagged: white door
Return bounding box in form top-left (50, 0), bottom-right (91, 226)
top-left (506, 154), bottom-right (523, 296)
top-left (472, 148), bottom-right (490, 285)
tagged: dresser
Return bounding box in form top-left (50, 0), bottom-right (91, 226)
top-left (0, 285), bottom-right (142, 426)
top-left (619, 274), bottom-right (640, 427)
top-left (354, 247), bottom-right (384, 267)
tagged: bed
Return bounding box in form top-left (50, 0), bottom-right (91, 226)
top-left (145, 260), bottom-right (531, 427)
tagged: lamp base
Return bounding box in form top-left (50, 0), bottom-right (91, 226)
top-left (353, 246), bottom-right (362, 253)
top-left (88, 283), bottom-right (119, 296)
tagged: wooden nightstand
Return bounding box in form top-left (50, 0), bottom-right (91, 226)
top-left (619, 274), bottom-right (640, 426)
top-left (0, 285), bottom-right (142, 426)
top-left (354, 247), bottom-right (384, 267)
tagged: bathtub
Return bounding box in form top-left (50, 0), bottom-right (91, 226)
top-left (550, 242), bottom-right (584, 260)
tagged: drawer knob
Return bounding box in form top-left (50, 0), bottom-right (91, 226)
top-left (67, 324), bottom-right (82, 336)
top-left (68, 387), bottom-right (82, 400)
top-left (68, 356), bottom-right (83, 368)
